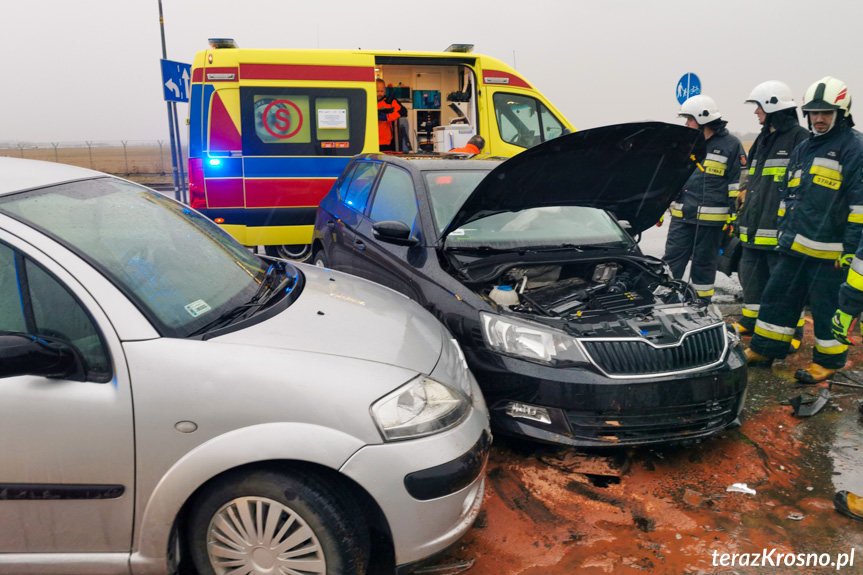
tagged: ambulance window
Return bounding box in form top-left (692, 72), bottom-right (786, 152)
top-left (253, 95), bottom-right (312, 144)
top-left (539, 103), bottom-right (564, 140)
top-left (342, 162), bottom-right (381, 213)
top-left (240, 87), bottom-right (366, 156)
top-left (493, 93), bottom-right (564, 149)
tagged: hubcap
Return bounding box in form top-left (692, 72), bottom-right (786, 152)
top-left (276, 244), bottom-right (312, 261)
top-left (207, 496), bottom-right (326, 574)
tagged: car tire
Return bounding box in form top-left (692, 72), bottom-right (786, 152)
top-left (188, 468), bottom-right (369, 575)
top-left (313, 249), bottom-right (329, 269)
top-left (264, 244), bottom-right (312, 262)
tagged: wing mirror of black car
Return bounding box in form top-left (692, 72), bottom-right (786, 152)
top-left (373, 221), bottom-right (419, 246)
top-left (0, 332), bottom-right (79, 379)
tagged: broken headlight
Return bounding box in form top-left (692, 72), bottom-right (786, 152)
top-left (371, 375), bottom-right (470, 441)
top-left (480, 312), bottom-right (588, 365)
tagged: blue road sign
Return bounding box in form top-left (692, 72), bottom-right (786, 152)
top-left (161, 59), bottom-right (192, 103)
top-left (676, 73), bottom-right (702, 104)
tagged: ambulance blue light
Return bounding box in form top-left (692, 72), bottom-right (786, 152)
top-left (209, 159), bottom-right (221, 166)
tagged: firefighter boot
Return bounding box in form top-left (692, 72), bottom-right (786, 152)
top-left (834, 491), bottom-right (863, 522)
top-left (794, 363), bottom-right (835, 384)
top-left (744, 348), bottom-right (773, 366)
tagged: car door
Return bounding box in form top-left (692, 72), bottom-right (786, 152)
top-left (352, 164), bottom-right (422, 300)
top-left (0, 236), bottom-right (135, 555)
top-left (322, 161), bottom-right (381, 273)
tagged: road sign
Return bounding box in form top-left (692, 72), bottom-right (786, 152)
top-left (161, 59), bottom-right (192, 103)
top-left (676, 73), bottom-right (702, 104)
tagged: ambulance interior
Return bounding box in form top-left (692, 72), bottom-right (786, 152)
top-left (375, 62), bottom-right (478, 153)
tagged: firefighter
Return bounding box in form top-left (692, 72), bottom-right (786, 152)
top-left (377, 78), bottom-right (407, 151)
top-left (745, 77), bottom-right (863, 383)
top-left (831, 210), bottom-right (863, 521)
top-left (663, 95), bottom-right (746, 303)
top-left (449, 135), bottom-right (485, 155)
top-left (732, 81), bottom-right (810, 348)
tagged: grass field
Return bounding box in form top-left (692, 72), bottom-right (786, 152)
top-left (0, 144), bottom-right (185, 185)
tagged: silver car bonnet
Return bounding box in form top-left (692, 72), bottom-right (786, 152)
top-left (214, 264), bottom-right (444, 375)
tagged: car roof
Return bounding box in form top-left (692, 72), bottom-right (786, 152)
top-left (0, 157), bottom-right (108, 197)
top-left (353, 153), bottom-right (504, 173)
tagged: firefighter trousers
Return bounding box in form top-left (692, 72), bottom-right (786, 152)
top-left (738, 247), bottom-right (805, 339)
top-left (663, 220), bottom-right (723, 302)
top-left (749, 253), bottom-right (847, 368)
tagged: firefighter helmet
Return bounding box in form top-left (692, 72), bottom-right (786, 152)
top-left (745, 81), bottom-right (796, 113)
top-left (678, 95), bottom-right (721, 125)
top-left (802, 76), bottom-right (851, 116)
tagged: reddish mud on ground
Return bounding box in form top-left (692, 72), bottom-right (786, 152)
top-left (438, 318), bottom-right (863, 574)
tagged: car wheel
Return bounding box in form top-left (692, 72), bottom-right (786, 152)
top-left (314, 249), bottom-right (329, 269)
top-left (264, 244), bottom-right (312, 262)
top-left (188, 469), bottom-right (369, 575)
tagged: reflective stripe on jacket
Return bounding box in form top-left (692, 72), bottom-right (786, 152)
top-left (671, 127), bottom-right (746, 226)
top-left (737, 114), bottom-right (809, 251)
top-left (778, 121), bottom-right (863, 262)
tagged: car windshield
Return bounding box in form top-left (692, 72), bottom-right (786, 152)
top-left (0, 178), bottom-right (269, 337)
top-left (424, 170), bottom-right (633, 250)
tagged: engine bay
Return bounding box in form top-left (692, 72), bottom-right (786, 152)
top-left (474, 259), bottom-right (695, 319)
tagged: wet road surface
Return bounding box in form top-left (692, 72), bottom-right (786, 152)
top-left (434, 317), bottom-right (863, 574)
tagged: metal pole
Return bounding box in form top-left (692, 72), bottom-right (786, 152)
top-left (172, 101), bottom-right (188, 203)
top-left (158, 0), bottom-right (181, 201)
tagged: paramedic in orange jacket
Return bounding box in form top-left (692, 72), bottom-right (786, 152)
top-left (450, 135), bottom-right (485, 155)
top-left (377, 78), bottom-right (407, 151)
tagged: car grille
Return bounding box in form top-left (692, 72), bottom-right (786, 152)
top-left (581, 324), bottom-right (726, 376)
top-left (565, 394), bottom-right (741, 444)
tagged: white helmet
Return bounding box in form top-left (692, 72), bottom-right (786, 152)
top-left (678, 95), bottom-right (721, 125)
top-left (802, 76), bottom-right (851, 116)
top-left (745, 81), bottom-right (796, 113)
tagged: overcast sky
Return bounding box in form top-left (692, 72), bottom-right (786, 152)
top-left (5, 0), bottom-right (863, 144)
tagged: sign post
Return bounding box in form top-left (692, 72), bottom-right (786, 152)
top-left (676, 73), bottom-right (702, 105)
top-left (157, 0), bottom-right (188, 202)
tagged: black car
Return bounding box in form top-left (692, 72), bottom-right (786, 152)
top-left (312, 122), bottom-right (747, 447)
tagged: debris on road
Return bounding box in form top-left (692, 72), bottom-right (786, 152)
top-left (726, 483), bottom-right (757, 495)
top-left (790, 387), bottom-right (831, 417)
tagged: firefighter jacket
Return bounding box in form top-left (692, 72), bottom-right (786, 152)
top-left (737, 113), bottom-right (809, 250)
top-left (377, 97), bottom-right (406, 146)
top-left (670, 127), bottom-right (746, 227)
top-left (777, 119), bottom-right (863, 262)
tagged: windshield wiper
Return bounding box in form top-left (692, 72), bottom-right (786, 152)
top-left (190, 263), bottom-right (288, 337)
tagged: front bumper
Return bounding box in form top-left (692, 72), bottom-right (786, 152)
top-left (338, 374), bottom-right (491, 567)
top-left (471, 344), bottom-right (747, 447)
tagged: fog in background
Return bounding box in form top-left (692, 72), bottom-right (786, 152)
top-left (5, 0), bottom-right (862, 143)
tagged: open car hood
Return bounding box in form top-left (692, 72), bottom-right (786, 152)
top-left (442, 122), bottom-right (706, 238)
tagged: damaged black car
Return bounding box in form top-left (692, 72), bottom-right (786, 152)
top-left (312, 122), bottom-right (747, 447)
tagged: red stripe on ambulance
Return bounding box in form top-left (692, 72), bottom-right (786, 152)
top-left (209, 93), bottom-right (242, 151)
top-left (204, 178), bottom-right (244, 208)
top-left (240, 64), bottom-right (375, 83)
top-left (245, 178), bottom-right (336, 208)
top-left (482, 70), bottom-right (532, 89)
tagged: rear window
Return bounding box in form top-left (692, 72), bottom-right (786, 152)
top-left (240, 87), bottom-right (367, 156)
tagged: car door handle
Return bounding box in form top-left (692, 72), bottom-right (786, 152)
top-left (326, 220), bottom-right (335, 229)
top-left (354, 240), bottom-right (365, 251)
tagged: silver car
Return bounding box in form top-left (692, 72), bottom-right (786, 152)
top-left (0, 158), bottom-right (490, 575)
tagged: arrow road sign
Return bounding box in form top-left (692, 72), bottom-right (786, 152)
top-left (161, 59), bottom-right (192, 103)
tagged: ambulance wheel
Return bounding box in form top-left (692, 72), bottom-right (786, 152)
top-left (264, 244), bottom-right (312, 262)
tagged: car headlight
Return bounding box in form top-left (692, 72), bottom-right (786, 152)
top-left (371, 375), bottom-right (470, 441)
top-left (480, 312), bottom-right (588, 365)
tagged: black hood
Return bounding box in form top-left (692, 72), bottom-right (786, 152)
top-left (442, 122), bottom-right (706, 237)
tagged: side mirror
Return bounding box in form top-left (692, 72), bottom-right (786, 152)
top-left (0, 333), bottom-right (78, 379)
top-left (373, 221), bottom-right (419, 246)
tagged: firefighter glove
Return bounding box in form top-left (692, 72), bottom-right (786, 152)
top-left (735, 189), bottom-right (746, 212)
top-left (655, 214), bottom-right (664, 227)
top-left (836, 253), bottom-right (855, 270)
top-left (832, 309), bottom-right (857, 346)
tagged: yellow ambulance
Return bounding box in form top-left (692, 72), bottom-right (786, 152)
top-left (188, 40), bottom-right (574, 259)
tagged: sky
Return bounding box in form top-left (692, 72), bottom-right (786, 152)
top-left (5, 0), bottom-right (863, 144)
